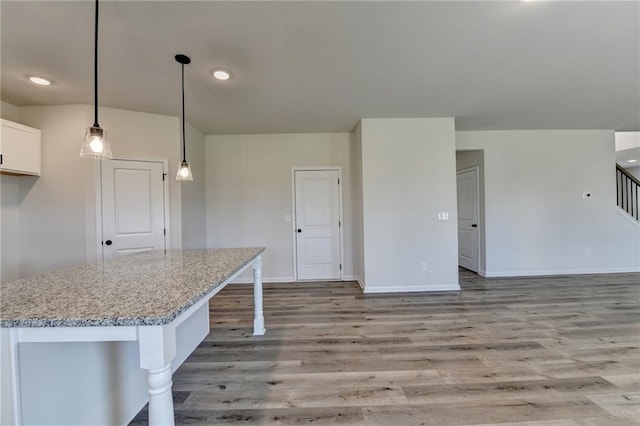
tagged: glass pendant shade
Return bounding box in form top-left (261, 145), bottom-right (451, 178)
top-left (176, 161), bottom-right (193, 181)
top-left (80, 126), bottom-right (113, 159)
top-left (81, 0), bottom-right (111, 160)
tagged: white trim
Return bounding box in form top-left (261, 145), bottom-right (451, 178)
top-left (363, 284), bottom-right (461, 294)
top-left (18, 326), bottom-right (138, 343)
top-left (617, 207), bottom-right (640, 228)
top-left (478, 269), bottom-right (487, 277)
top-left (231, 276), bottom-right (295, 284)
top-left (93, 161), bottom-right (103, 264)
top-left (291, 166), bottom-right (345, 282)
top-left (95, 157), bottom-right (171, 263)
top-left (290, 169), bottom-right (297, 280)
top-left (163, 162), bottom-right (171, 250)
top-left (231, 276), bottom-right (368, 285)
top-left (9, 329), bottom-right (22, 425)
top-left (484, 267), bottom-right (640, 278)
top-left (344, 275), bottom-right (365, 290)
top-left (456, 166), bottom-right (481, 273)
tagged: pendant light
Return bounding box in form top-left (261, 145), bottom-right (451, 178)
top-left (175, 54), bottom-right (193, 181)
top-left (80, 0), bottom-right (112, 159)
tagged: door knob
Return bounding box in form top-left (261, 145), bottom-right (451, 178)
top-left (297, 229), bottom-right (302, 233)
top-left (471, 224), bottom-right (477, 228)
top-left (105, 240), bottom-right (113, 246)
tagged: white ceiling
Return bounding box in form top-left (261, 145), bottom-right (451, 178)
top-left (617, 147), bottom-right (640, 167)
top-left (1, 1), bottom-right (639, 135)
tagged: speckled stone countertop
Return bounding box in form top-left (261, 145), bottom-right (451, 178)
top-left (0, 248), bottom-right (264, 328)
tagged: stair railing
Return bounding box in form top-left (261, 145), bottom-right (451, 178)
top-left (616, 164), bottom-right (639, 221)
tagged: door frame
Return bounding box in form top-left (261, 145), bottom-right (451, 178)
top-left (94, 157), bottom-right (170, 263)
top-left (456, 166), bottom-right (481, 273)
top-left (291, 166), bottom-right (344, 281)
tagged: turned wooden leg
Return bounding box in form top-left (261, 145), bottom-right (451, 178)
top-left (252, 256), bottom-right (266, 336)
top-left (138, 326), bottom-right (176, 426)
top-left (147, 365), bottom-right (174, 426)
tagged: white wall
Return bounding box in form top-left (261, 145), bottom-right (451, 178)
top-left (456, 150), bottom-right (487, 275)
top-left (1, 101), bottom-right (19, 121)
top-left (181, 123), bottom-right (206, 248)
top-left (0, 175), bottom-right (23, 282)
top-left (205, 133), bottom-right (354, 282)
top-left (1, 102), bottom-right (26, 281)
top-left (615, 131), bottom-right (640, 151)
top-left (456, 130), bottom-right (640, 276)
top-left (5, 105), bottom-right (184, 279)
top-left (0, 101), bottom-right (36, 282)
top-left (4, 102), bottom-right (636, 286)
top-left (351, 123), bottom-right (365, 285)
top-left (16, 105), bottom-right (96, 277)
top-left (359, 118), bottom-right (459, 292)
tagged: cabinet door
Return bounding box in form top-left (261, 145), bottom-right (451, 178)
top-left (0, 119), bottom-right (41, 176)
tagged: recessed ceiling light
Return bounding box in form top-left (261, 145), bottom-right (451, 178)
top-left (29, 76), bottom-right (51, 86)
top-left (628, 159), bottom-right (638, 163)
top-left (212, 70), bottom-right (230, 81)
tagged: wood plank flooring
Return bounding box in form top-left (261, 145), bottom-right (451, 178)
top-left (131, 270), bottom-right (640, 425)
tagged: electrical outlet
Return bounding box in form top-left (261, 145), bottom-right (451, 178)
top-left (421, 262), bottom-right (428, 271)
top-left (437, 212), bottom-right (449, 221)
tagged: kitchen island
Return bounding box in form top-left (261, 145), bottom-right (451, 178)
top-left (0, 248), bottom-right (265, 426)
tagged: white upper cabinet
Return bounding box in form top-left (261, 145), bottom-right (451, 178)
top-left (0, 119), bottom-right (41, 176)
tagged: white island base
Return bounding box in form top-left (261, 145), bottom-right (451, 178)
top-left (0, 253), bottom-right (265, 426)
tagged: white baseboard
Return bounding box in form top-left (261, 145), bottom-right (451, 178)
top-left (231, 276), bottom-right (372, 286)
top-left (363, 283), bottom-right (460, 294)
top-left (231, 269), bottom-right (640, 284)
top-left (344, 275), bottom-right (364, 290)
top-left (231, 276), bottom-right (295, 284)
top-left (484, 267), bottom-right (640, 278)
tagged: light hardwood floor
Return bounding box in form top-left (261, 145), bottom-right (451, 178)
top-left (131, 270), bottom-right (640, 425)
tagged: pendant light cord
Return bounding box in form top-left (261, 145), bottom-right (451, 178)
top-left (181, 63), bottom-right (186, 162)
top-left (93, 0), bottom-right (100, 127)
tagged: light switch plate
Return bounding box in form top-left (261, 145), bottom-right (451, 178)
top-left (437, 212), bottom-right (449, 221)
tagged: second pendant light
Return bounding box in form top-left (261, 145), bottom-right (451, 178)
top-left (176, 54), bottom-right (193, 181)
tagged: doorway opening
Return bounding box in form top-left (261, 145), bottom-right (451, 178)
top-left (456, 150), bottom-right (486, 276)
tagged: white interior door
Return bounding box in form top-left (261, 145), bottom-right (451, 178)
top-left (101, 159), bottom-right (166, 260)
top-left (294, 170), bottom-right (342, 280)
top-left (457, 168), bottom-right (480, 272)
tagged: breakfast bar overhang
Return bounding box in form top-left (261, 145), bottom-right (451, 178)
top-left (0, 248), bottom-right (266, 426)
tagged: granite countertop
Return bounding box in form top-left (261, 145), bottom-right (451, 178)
top-left (0, 247), bottom-right (265, 328)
